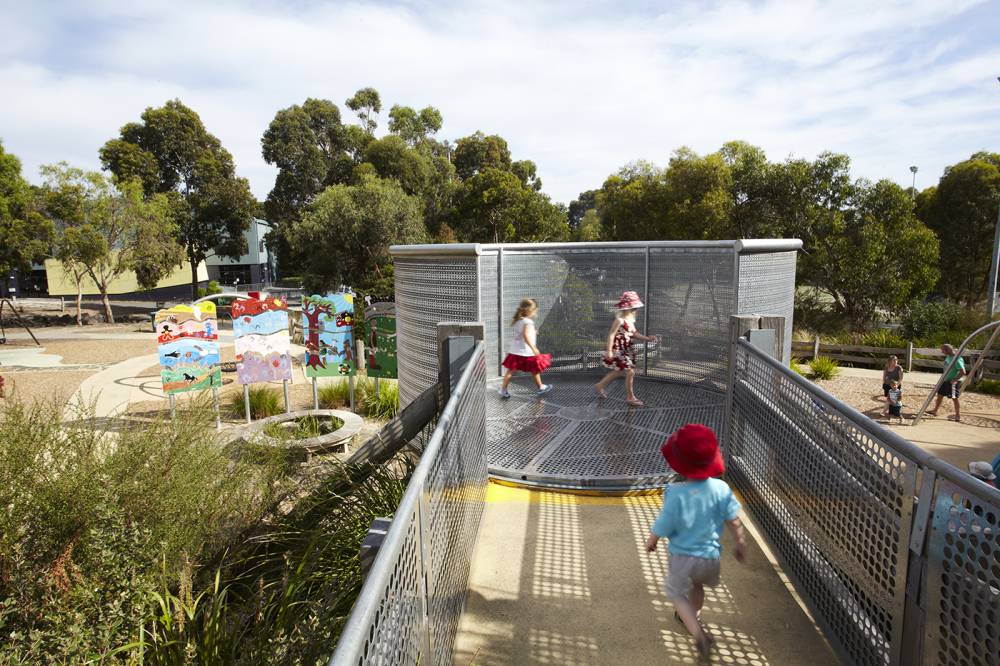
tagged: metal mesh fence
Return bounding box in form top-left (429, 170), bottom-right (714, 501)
top-left (727, 337), bottom-right (1000, 666)
top-left (924, 477), bottom-right (1000, 666)
top-left (393, 242), bottom-right (798, 408)
top-left (331, 343), bottom-right (488, 666)
top-left (738, 251), bottom-right (797, 363)
top-left (394, 256), bottom-right (479, 407)
top-left (727, 338), bottom-right (917, 665)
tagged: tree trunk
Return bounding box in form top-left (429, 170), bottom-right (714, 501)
top-left (190, 252), bottom-right (201, 302)
top-left (75, 281), bottom-right (83, 326)
top-left (100, 287), bottom-right (115, 324)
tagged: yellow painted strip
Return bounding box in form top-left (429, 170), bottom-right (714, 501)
top-left (485, 480), bottom-right (661, 506)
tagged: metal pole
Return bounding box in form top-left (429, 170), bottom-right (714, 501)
top-left (987, 204), bottom-right (1000, 321)
top-left (312, 376), bottom-right (319, 410)
top-left (283, 379), bottom-right (290, 413)
top-left (497, 247), bottom-right (505, 374)
top-left (243, 384), bottom-right (251, 423)
top-left (212, 387), bottom-right (221, 430)
top-left (960, 323), bottom-right (1000, 391)
top-left (643, 245), bottom-right (650, 376)
top-left (349, 375), bottom-right (356, 412)
top-left (168, 394), bottom-right (176, 419)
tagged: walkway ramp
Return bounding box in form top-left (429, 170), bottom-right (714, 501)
top-left (454, 483), bottom-right (837, 665)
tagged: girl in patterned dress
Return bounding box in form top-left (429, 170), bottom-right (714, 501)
top-left (594, 291), bottom-right (658, 406)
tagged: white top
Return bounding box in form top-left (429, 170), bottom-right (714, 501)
top-left (509, 318), bottom-right (536, 356)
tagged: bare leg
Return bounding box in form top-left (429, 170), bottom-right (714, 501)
top-left (953, 398), bottom-right (961, 421)
top-left (625, 369), bottom-right (643, 404)
top-left (674, 596), bottom-right (709, 653)
top-left (691, 583), bottom-right (705, 618)
top-left (928, 394), bottom-right (943, 416)
top-left (501, 369), bottom-right (515, 390)
top-left (532, 372), bottom-right (544, 389)
top-left (595, 370), bottom-right (621, 394)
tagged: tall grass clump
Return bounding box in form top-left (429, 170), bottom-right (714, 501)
top-left (0, 395), bottom-right (289, 663)
top-left (789, 358), bottom-right (809, 377)
top-left (317, 379), bottom-right (356, 409)
top-left (363, 380), bottom-right (399, 420)
top-left (229, 385), bottom-right (283, 419)
top-left (809, 357), bottom-right (840, 380)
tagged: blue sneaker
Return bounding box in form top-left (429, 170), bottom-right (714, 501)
top-left (537, 384), bottom-right (553, 396)
top-left (498, 388), bottom-right (511, 399)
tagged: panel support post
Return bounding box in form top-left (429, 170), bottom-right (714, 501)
top-left (312, 376), bottom-right (319, 410)
top-left (243, 384), bottom-right (251, 423)
top-left (282, 380), bottom-right (290, 413)
top-left (437, 322), bottom-right (484, 406)
top-left (212, 387), bottom-right (220, 430)
top-left (722, 315), bottom-right (759, 461)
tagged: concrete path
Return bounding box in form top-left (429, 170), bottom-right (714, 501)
top-left (0, 347), bottom-right (68, 368)
top-left (454, 483), bottom-right (837, 666)
top-left (73, 353), bottom-right (162, 417)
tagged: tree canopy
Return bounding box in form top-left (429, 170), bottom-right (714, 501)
top-left (100, 99), bottom-right (255, 298)
top-left (0, 141), bottom-right (51, 281)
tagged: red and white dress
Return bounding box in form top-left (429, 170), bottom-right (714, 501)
top-left (603, 320), bottom-right (636, 370)
top-left (502, 318), bottom-right (552, 374)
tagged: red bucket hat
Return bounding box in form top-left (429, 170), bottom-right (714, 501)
top-left (616, 290), bottom-right (644, 310)
top-left (660, 424), bottom-right (725, 480)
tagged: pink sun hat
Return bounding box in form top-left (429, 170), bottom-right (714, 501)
top-left (615, 290), bottom-right (644, 310)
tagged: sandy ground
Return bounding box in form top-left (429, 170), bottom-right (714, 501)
top-left (813, 374), bottom-right (1000, 470)
top-left (19, 339), bottom-right (156, 365)
top-left (1, 370), bottom-right (94, 405)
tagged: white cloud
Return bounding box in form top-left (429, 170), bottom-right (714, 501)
top-left (1, 0), bottom-right (997, 204)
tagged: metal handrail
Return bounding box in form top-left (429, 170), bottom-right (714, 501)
top-left (329, 341), bottom-right (485, 664)
top-left (911, 319), bottom-right (1000, 426)
top-left (390, 238), bottom-right (803, 257)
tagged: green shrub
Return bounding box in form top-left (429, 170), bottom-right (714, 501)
top-left (229, 385), bottom-right (283, 419)
top-left (364, 379), bottom-right (400, 420)
top-left (972, 379), bottom-right (1000, 396)
top-left (0, 396), bottom-right (288, 662)
top-left (901, 300), bottom-right (984, 340)
top-left (195, 280), bottom-right (223, 298)
top-left (789, 358), bottom-right (809, 377)
top-left (809, 357), bottom-right (840, 380)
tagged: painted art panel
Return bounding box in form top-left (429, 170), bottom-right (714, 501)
top-left (364, 302), bottom-right (397, 379)
top-left (302, 292), bottom-right (356, 378)
top-left (155, 302), bottom-right (221, 394)
top-left (232, 294), bottom-right (292, 384)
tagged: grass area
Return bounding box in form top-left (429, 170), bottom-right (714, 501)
top-left (808, 357), bottom-right (840, 380)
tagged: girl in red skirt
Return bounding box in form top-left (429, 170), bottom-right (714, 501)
top-left (499, 298), bottom-right (553, 398)
top-left (594, 290), bottom-right (658, 406)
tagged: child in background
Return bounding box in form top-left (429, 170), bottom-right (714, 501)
top-left (594, 290), bottom-right (658, 406)
top-left (499, 298), bottom-right (553, 398)
top-left (887, 381), bottom-right (903, 424)
top-left (646, 424), bottom-right (747, 659)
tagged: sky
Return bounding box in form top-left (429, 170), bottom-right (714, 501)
top-left (1, 0), bottom-right (998, 206)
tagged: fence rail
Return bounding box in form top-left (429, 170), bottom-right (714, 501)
top-left (727, 337), bottom-right (1000, 666)
top-left (792, 339), bottom-right (1000, 380)
top-left (330, 340), bottom-right (488, 665)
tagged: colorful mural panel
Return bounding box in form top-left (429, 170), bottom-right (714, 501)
top-left (302, 292), bottom-right (356, 378)
top-left (232, 294), bottom-right (292, 384)
top-left (364, 302), bottom-right (397, 379)
top-left (155, 302), bottom-right (221, 394)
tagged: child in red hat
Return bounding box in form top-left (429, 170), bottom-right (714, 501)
top-left (594, 290), bottom-right (658, 406)
top-left (645, 424), bottom-right (747, 659)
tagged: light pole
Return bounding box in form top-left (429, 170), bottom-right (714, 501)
top-left (987, 78), bottom-right (1000, 320)
top-left (909, 165), bottom-right (918, 199)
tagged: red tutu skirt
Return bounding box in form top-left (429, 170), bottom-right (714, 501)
top-left (502, 353), bottom-right (551, 374)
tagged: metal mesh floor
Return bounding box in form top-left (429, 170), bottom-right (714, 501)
top-left (487, 373), bottom-right (726, 491)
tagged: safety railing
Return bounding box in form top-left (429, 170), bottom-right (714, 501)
top-left (330, 341), bottom-right (488, 665)
top-left (726, 338), bottom-right (1000, 666)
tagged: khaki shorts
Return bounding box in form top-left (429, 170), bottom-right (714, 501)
top-left (665, 554), bottom-right (721, 600)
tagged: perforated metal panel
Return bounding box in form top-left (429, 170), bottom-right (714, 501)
top-left (486, 375), bottom-right (725, 490)
top-left (738, 251), bottom-right (797, 363)
top-left (478, 253), bottom-right (499, 376)
top-left (332, 344), bottom-right (489, 666)
top-left (394, 256), bottom-right (479, 407)
top-left (648, 247), bottom-right (735, 388)
top-left (924, 477), bottom-right (1000, 666)
top-left (727, 339), bottom-right (917, 666)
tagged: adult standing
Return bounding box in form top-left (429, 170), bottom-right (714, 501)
top-left (928, 343), bottom-right (966, 422)
top-left (881, 355), bottom-right (904, 416)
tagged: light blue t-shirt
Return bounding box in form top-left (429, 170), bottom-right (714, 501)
top-left (651, 478), bottom-right (742, 560)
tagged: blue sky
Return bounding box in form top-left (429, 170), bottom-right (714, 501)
top-left (1, 0), bottom-right (998, 205)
